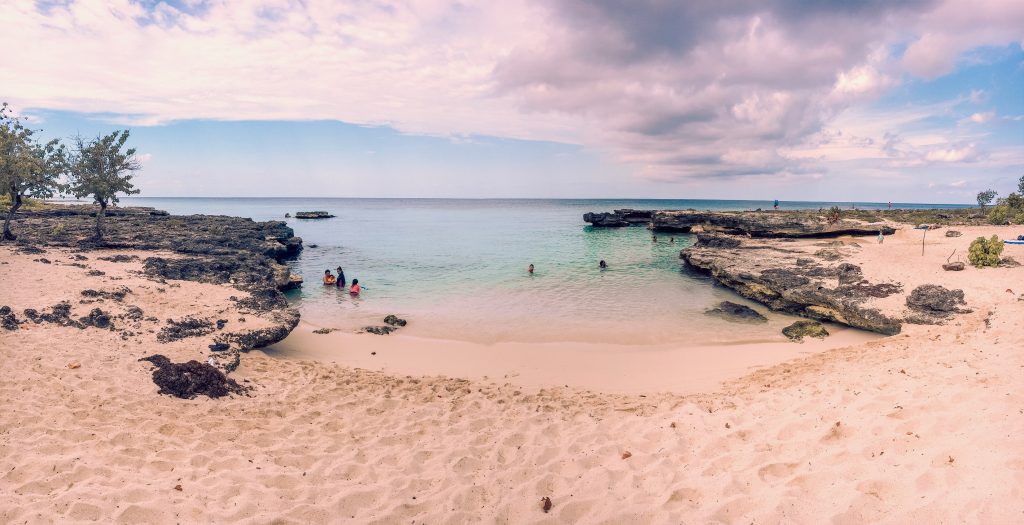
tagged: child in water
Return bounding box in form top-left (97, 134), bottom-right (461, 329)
top-left (349, 278), bottom-right (361, 295)
top-left (528, 264), bottom-right (534, 274)
top-left (599, 260), bottom-right (607, 269)
top-left (323, 270), bottom-right (336, 285)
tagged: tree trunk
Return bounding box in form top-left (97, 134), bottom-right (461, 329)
top-left (2, 193), bottom-right (22, 241)
top-left (94, 200), bottom-right (107, 241)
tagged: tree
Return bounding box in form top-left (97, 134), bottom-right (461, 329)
top-left (0, 103), bottom-right (65, 241)
top-left (1018, 174), bottom-right (1023, 195)
top-left (976, 189), bottom-right (996, 208)
top-left (67, 130), bottom-right (141, 240)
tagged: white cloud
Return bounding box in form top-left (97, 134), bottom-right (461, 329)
top-left (1, 0), bottom-right (1021, 184)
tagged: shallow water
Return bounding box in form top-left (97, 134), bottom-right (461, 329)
top-left (123, 198), bottom-right (967, 345)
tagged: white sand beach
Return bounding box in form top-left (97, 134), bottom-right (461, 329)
top-left (2, 226), bottom-right (1023, 523)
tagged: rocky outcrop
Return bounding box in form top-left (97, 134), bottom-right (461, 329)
top-left (904, 285), bottom-right (972, 324)
top-left (682, 234), bottom-right (904, 335)
top-left (295, 211), bottom-right (336, 219)
top-left (9, 205), bottom-right (303, 291)
top-left (705, 301), bottom-right (768, 322)
top-left (782, 320), bottom-right (829, 341)
top-left (652, 210), bottom-right (895, 237)
top-left (583, 209), bottom-right (655, 227)
top-left (139, 354), bottom-right (248, 399)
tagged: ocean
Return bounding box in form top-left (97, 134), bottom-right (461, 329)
top-left (121, 198), bottom-right (971, 345)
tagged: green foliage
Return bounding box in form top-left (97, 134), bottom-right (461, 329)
top-left (51, 221), bottom-right (66, 237)
top-left (825, 206), bottom-right (841, 225)
top-left (1019, 174), bottom-right (1024, 195)
top-left (0, 102), bottom-right (66, 240)
top-left (987, 192), bottom-right (1024, 225)
top-left (976, 189), bottom-right (996, 208)
top-left (67, 130), bottom-right (141, 207)
top-left (968, 235), bottom-right (1004, 268)
top-left (987, 205), bottom-right (1008, 225)
top-left (66, 130), bottom-right (142, 239)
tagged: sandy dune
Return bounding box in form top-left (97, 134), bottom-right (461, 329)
top-left (1, 226), bottom-right (1023, 523)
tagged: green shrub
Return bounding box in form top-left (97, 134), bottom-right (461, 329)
top-left (988, 205), bottom-right (1009, 225)
top-left (968, 235), bottom-right (1004, 268)
top-left (51, 222), bottom-right (66, 237)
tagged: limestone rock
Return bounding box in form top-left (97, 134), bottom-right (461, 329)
top-left (782, 320), bottom-right (829, 341)
top-left (705, 301), bottom-right (768, 322)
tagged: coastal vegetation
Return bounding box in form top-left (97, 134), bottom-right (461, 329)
top-left (66, 131), bottom-right (142, 240)
top-left (967, 235), bottom-right (1004, 268)
top-left (0, 103), bottom-right (65, 241)
top-left (0, 101), bottom-right (142, 242)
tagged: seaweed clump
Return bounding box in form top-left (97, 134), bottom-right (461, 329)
top-left (139, 354), bottom-right (246, 399)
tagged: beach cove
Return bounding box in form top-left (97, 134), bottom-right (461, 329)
top-left (1, 203), bottom-right (1023, 523)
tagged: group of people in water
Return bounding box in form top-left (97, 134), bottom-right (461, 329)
top-left (323, 266), bottom-right (360, 295)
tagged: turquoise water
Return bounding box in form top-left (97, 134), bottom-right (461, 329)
top-left (122, 198), bottom-right (970, 344)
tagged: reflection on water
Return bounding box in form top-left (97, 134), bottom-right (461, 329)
top-left (122, 197), bottom-right (954, 344)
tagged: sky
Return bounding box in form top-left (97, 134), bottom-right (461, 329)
top-left (2, 0), bottom-right (1022, 201)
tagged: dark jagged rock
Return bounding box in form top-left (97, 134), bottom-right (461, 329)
top-left (583, 209), bottom-right (655, 227)
top-left (782, 320), bottom-right (829, 341)
top-left (139, 354), bottom-right (246, 399)
top-left (123, 306), bottom-right (145, 320)
top-left (651, 210), bottom-right (895, 238)
top-left (157, 317), bottom-right (215, 343)
top-left (226, 309), bottom-right (300, 350)
top-left (233, 288), bottom-right (289, 312)
top-left (7, 205), bottom-right (303, 291)
top-left (208, 342), bottom-right (231, 352)
top-left (28, 302), bottom-right (81, 327)
top-left (383, 314), bottom-right (407, 327)
top-left (364, 325), bottom-right (398, 335)
top-left (1, 306), bottom-right (18, 331)
top-left (144, 256), bottom-right (291, 290)
top-left (86, 270), bottom-right (105, 276)
top-left (705, 301), bottom-right (767, 322)
top-left (295, 211), bottom-right (336, 219)
top-left (98, 254), bottom-right (140, 263)
top-left (905, 285), bottom-right (971, 322)
top-left (682, 235), bottom-right (903, 335)
top-left (216, 319), bottom-right (228, 329)
top-left (79, 308), bottom-right (112, 329)
top-left (942, 261), bottom-right (965, 271)
top-left (81, 286), bottom-right (131, 301)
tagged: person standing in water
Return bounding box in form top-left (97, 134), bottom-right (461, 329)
top-left (323, 270), bottom-right (336, 285)
top-left (773, 199), bottom-right (779, 210)
top-left (349, 278), bottom-right (361, 295)
top-left (335, 266), bottom-right (346, 288)
top-left (528, 264), bottom-right (535, 274)
top-left (599, 260), bottom-right (607, 269)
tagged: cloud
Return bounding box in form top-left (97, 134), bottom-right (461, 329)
top-left (1, 0), bottom-right (1022, 184)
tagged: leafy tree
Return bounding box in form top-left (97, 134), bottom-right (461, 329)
top-left (0, 103), bottom-right (65, 241)
top-left (968, 235), bottom-right (1003, 267)
top-left (976, 189), bottom-right (996, 208)
top-left (67, 131), bottom-right (141, 240)
top-left (1019, 174), bottom-right (1024, 195)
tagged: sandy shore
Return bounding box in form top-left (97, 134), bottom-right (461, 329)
top-left (2, 226), bottom-right (1023, 523)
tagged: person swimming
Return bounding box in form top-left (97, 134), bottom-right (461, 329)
top-left (323, 269), bottom-right (336, 285)
top-left (335, 266), bottom-right (346, 287)
top-left (528, 264), bottom-right (534, 274)
top-left (599, 260), bottom-right (607, 269)
top-left (349, 278), bottom-right (361, 295)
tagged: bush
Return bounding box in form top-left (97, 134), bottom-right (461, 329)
top-left (988, 205), bottom-right (1009, 225)
top-left (50, 222), bottom-right (66, 237)
top-left (968, 235), bottom-right (1004, 268)
top-left (826, 206), bottom-right (841, 225)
